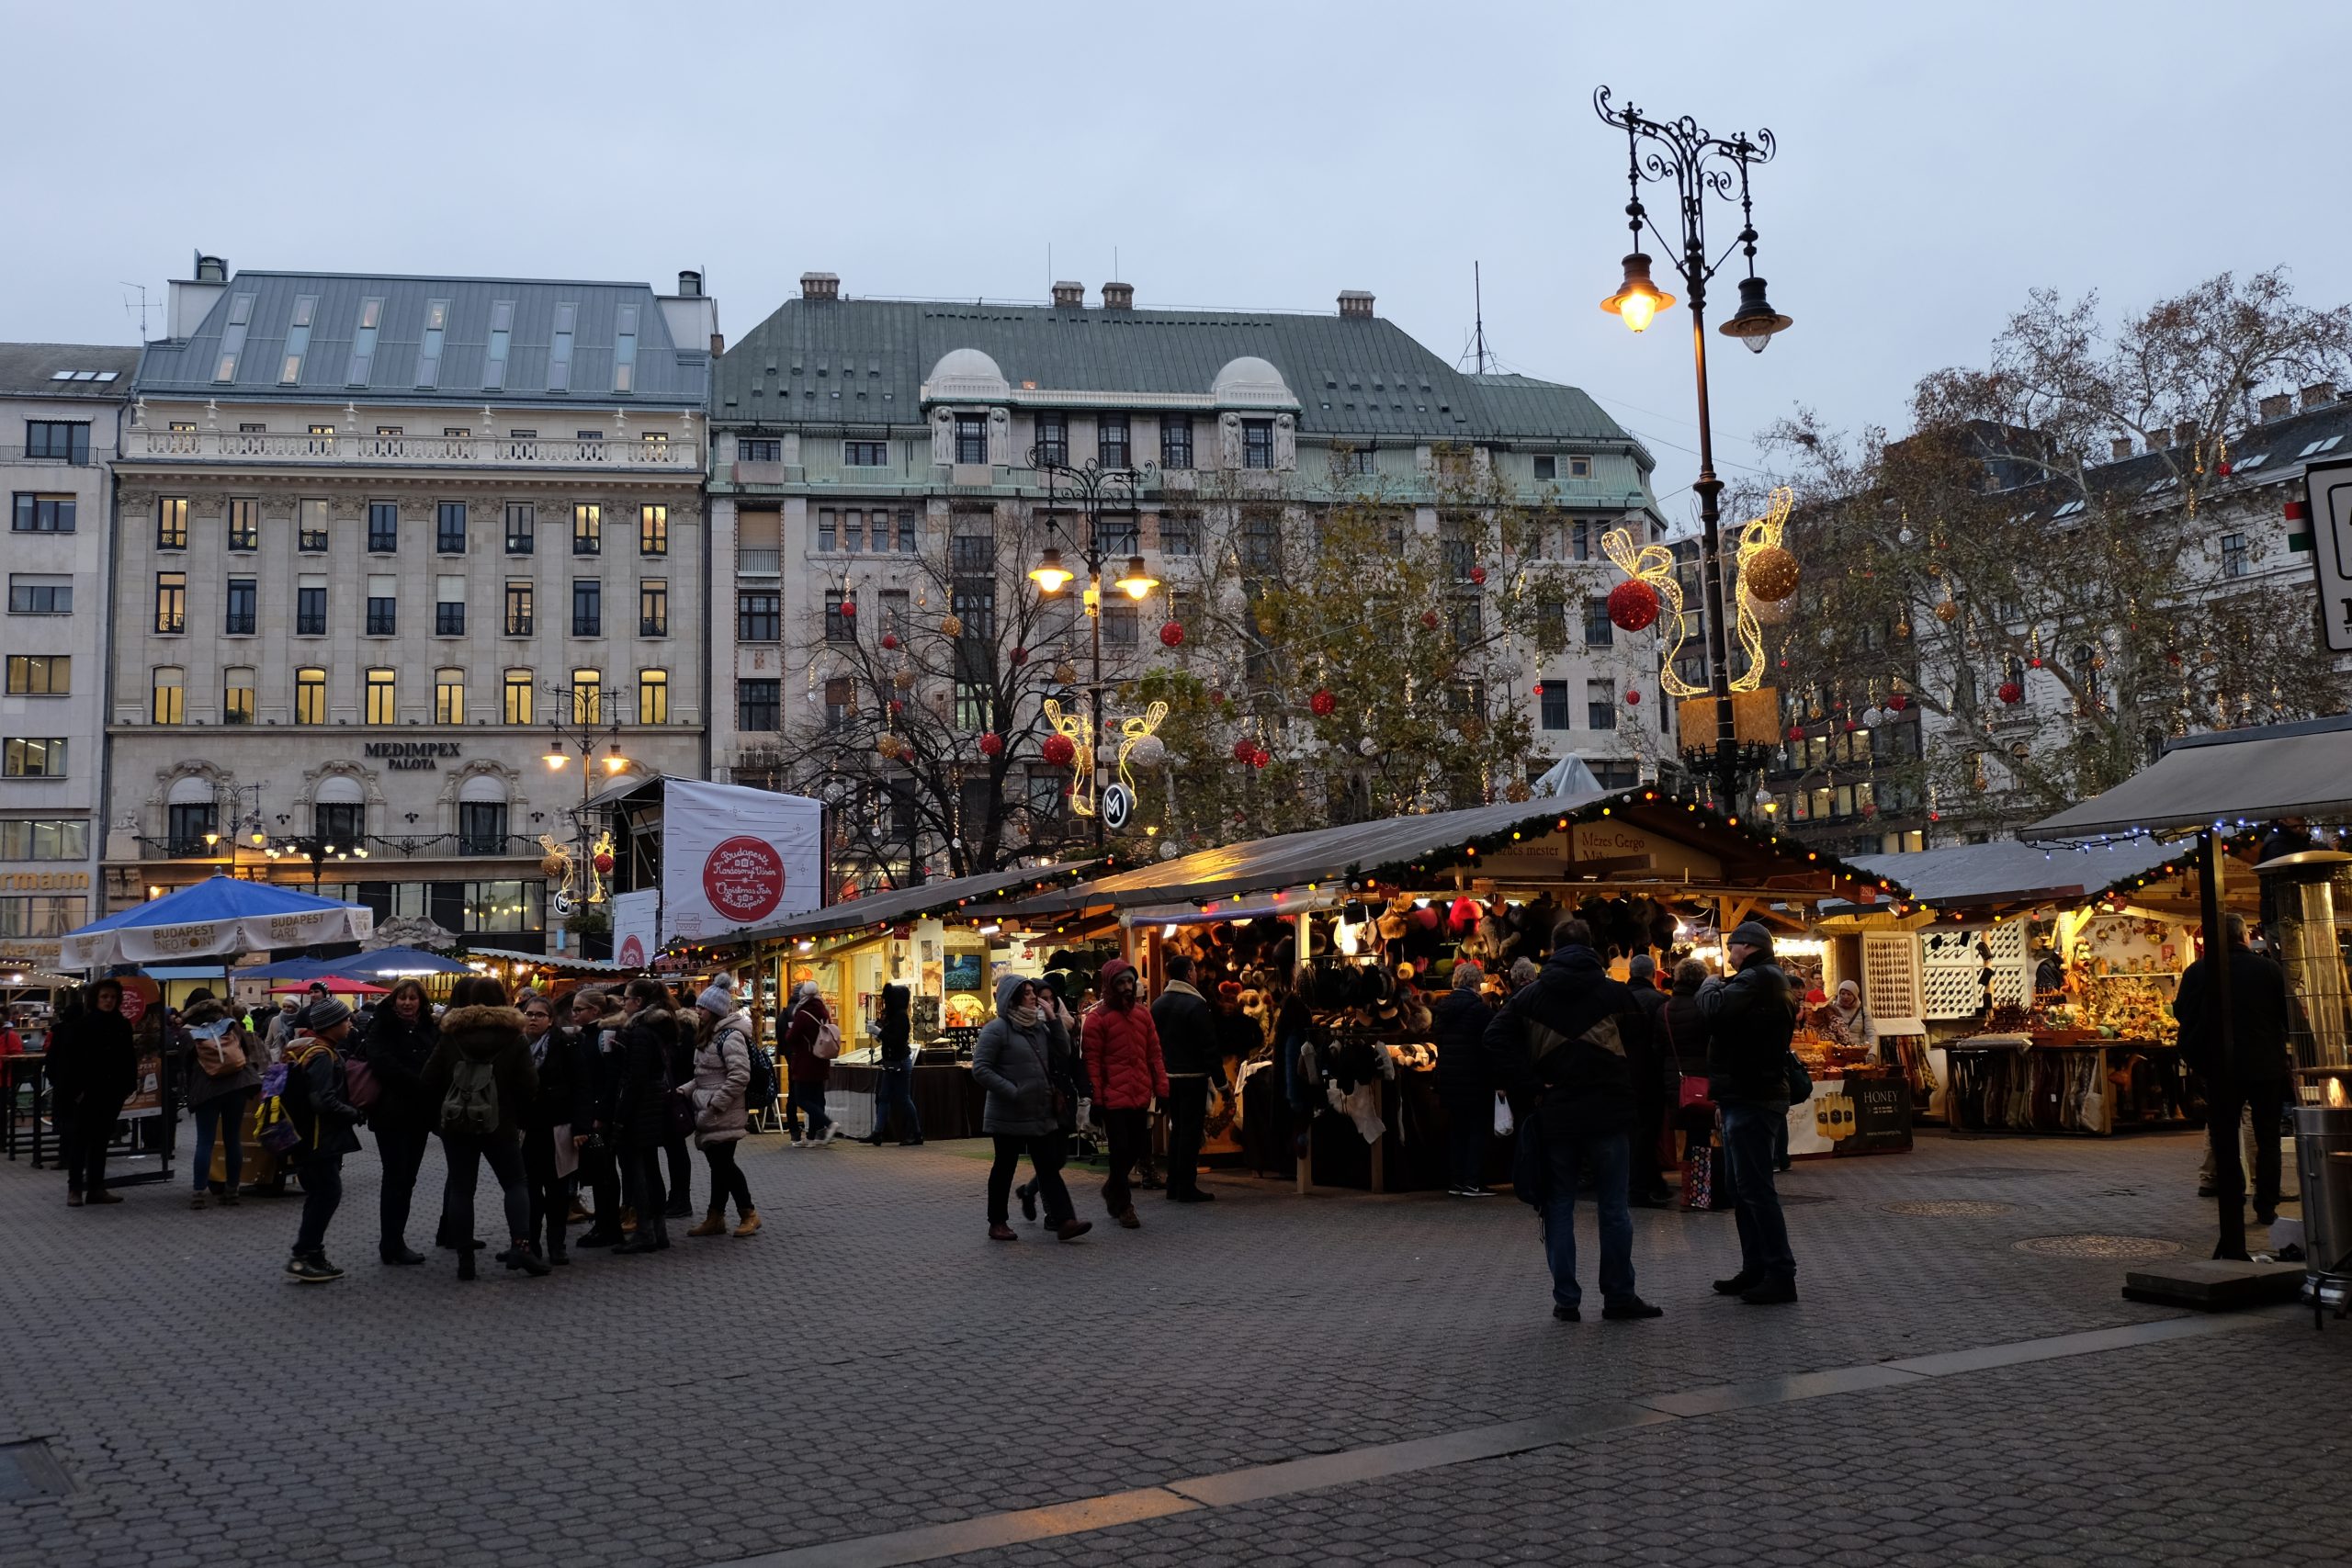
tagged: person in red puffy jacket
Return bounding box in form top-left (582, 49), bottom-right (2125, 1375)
top-left (1081, 959), bottom-right (1166, 1228)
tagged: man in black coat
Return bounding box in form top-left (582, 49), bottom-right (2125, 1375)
top-left (1481, 919), bottom-right (1664, 1324)
top-left (518, 992), bottom-right (594, 1264)
top-left (1150, 953), bottom-right (1219, 1203)
top-left (571, 988), bottom-right (627, 1247)
top-left (49, 979), bottom-right (138, 1205)
top-left (2176, 913), bottom-right (2296, 1250)
top-left (1623, 955), bottom-right (1673, 1208)
top-left (1698, 921), bottom-right (1802, 1304)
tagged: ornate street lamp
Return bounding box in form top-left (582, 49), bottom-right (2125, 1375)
top-left (1027, 448), bottom-right (1154, 850)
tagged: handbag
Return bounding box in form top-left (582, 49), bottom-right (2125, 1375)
top-left (1677, 1075), bottom-right (1713, 1111)
top-left (343, 1056), bottom-right (380, 1111)
top-left (664, 1088), bottom-right (696, 1142)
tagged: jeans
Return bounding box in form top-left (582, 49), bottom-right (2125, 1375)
top-left (373, 1122), bottom-right (431, 1252)
top-left (1537, 1111), bottom-right (1634, 1310)
top-left (294, 1150), bottom-right (344, 1257)
top-left (787, 1079), bottom-right (831, 1138)
top-left (701, 1140), bottom-right (754, 1219)
top-left (989, 1131), bottom-right (1071, 1225)
top-left (664, 1135), bottom-right (692, 1212)
top-left (191, 1098), bottom-right (244, 1192)
top-left (2210, 1078), bottom-right (2291, 1249)
top-left (1099, 1107), bottom-right (1149, 1216)
top-left (1719, 1100), bottom-right (1797, 1283)
top-left (1445, 1103), bottom-right (1489, 1190)
top-left (875, 1065), bottom-right (921, 1142)
top-left (623, 1143), bottom-right (669, 1244)
top-left (1165, 1076), bottom-right (1209, 1196)
top-left (442, 1131), bottom-right (532, 1247)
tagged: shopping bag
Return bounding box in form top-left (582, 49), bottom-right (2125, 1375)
top-left (1492, 1091), bottom-right (1515, 1137)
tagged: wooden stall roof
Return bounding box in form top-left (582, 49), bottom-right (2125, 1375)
top-left (2030, 715), bottom-right (2352, 840)
top-left (1826, 839), bottom-right (2177, 916)
top-left (726, 861), bottom-right (1096, 948)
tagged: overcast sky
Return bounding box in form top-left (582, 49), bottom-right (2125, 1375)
top-left (11, 0), bottom-right (2347, 523)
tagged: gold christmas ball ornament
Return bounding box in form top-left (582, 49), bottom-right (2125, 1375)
top-left (1933, 598), bottom-right (1961, 624)
top-left (539, 852), bottom-right (569, 879)
top-left (940, 613), bottom-right (964, 639)
top-left (875, 733), bottom-right (901, 760)
top-left (1742, 545), bottom-right (1801, 604)
top-left (892, 670), bottom-right (915, 691)
top-left (1053, 660), bottom-right (1079, 685)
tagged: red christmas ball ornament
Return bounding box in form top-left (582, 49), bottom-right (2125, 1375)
top-left (2029, 656), bottom-right (2042, 669)
top-left (1010, 646), bottom-right (1029, 666)
top-left (1606, 578), bottom-right (1661, 633)
top-left (1209, 690), bottom-right (1227, 708)
top-left (1042, 733), bottom-right (1076, 768)
top-left (1997, 680), bottom-right (2024, 705)
top-left (1250, 748), bottom-right (1271, 769)
top-left (1232, 739), bottom-right (1258, 763)
top-left (1419, 610), bottom-right (1441, 631)
top-left (978, 732), bottom-right (1004, 758)
top-left (1309, 688), bottom-right (1337, 717)
top-left (1786, 725), bottom-right (1804, 742)
top-left (1861, 802), bottom-right (1880, 818)
top-left (592, 850), bottom-right (615, 874)
top-left (879, 632), bottom-right (899, 650)
top-left (1887, 693), bottom-right (1910, 713)
top-left (838, 598), bottom-right (856, 617)
top-left (1469, 565), bottom-right (1487, 585)
top-left (1159, 620), bottom-right (1185, 648)
top-left (888, 699), bottom-right (905, 716)
top-left (1625, 689), bottom-right (1641, 706)
top-left (1844, 717), bottom-right (1859, 732)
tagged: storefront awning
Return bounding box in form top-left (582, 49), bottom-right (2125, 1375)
top-left (1830, 838), bottom-right (2177, 913)
top-left (2029, 715), bottom-right (2352, 840)
top-left (469, 947), bottom-right (636, 975)
top-left (1118, 888), bottom-right (1339, 929)
top-left (727, 861), bottom-right (1097, 947)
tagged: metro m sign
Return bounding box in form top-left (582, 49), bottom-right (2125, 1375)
top-left (2304, 457), bottom-right (2352, 653)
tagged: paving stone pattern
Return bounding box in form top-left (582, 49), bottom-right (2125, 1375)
top-left (1, 1123), bottom-right (2345, 1568)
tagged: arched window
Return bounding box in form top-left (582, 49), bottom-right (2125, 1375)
top-left (457, 773), bottom-right (509, 855)
top-left (314, 775), bottom-right (365, 848)
top-left (165, 773), bottom-right (216, 856)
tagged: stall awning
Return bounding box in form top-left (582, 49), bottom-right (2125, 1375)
top-left (1830, 838), bottom-right (2177, 913)
top-left (469, 947), bottom-right (635, 975)
top-left (728, 862), bottom-right (1096, 946)
top-left (2030, 716), bottom-right (2352, 840)
top-left (1118, 888), bottom-right (1338, 929)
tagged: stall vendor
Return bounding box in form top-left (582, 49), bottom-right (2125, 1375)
top-left (1821, 980), bottom-right (1877, 1055)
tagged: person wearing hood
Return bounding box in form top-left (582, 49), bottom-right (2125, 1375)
top-left (354, 978), bottom-right (440, 1265)
top-left (860, 982), bottom-right (922, 1146)
top-left (1822, 980), bottom-right (1877, 1055)
top-left (1431, 961), bottom-right (1496, 1197)
top-left (1150, 954), bottom-right (1219, 1204)
top-left (1082, 958), bottom-right (1167, 1228)
top-left (685, 985), bottom-right (762, 1238)
top-left (1697, 921), bottom-right (1802, 1305)
top-left (781, 980), bottom-right (838, 1145)
top-left (283, 998), bottom-right (365, 1281)
top-left (263, 996), bottom-right (302, 1055)
top-left (517, 990), bottom-right (593, 1264)
top-left (49, 978), bottom-right (138, 1205)
top-left (972, 974), bottom-right (1091, 1242)
top-left (421, 976), bottom-right (545, 1279)
top-left (178, 997), bottom-right (262, 1208)
top-left (613, 977), bottom-right (684, 1254)
top-left (1481, 919), bottom-right (1665, 1324)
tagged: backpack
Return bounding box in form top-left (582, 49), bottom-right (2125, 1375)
top-left (733, 1026), bottom-right (776, 1118)
top-left (797, 999), bottom-right (842, 1061)
top-left (194, 1024), bottom-right (247, 1079)
top-left (440, 1056), bottom-right (501, 1137)
top-left (255, 1042), bottom-right (332, 1154)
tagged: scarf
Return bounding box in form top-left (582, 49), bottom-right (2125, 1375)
top-left (1008, 1004), bottom-right (1042, 1031)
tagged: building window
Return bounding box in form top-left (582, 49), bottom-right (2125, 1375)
top-left (1539, 682), bottom-right (1570, 729)
top-left (2221, 532), bottom-right (2249, 579)
top-left (156, 496), bottom-right (188, 550)
top-left (880, 589), bottom-right (910, 642)
top-left (740, 437), bottom-right (781, 463)
top-left (955, 414), bottom-right (988, 465)
top-left (573, 503), bottom-right (601, 555)
top-left (366, 577), bottom-right (397, 636)
top-left (225, 498), bottom-right (258, 550)
top-left (825, 591), bottom-right (855, 642)
top-left (1103, 603), bottom-right (1138, 647)
top-left (548, 302), bottom-right (578, 392)
top-left (1098, 512), bottom-right (1138, 555)
top-left (1533, 456), bottom-right (1556, 480)
top-left (1160, 510), bottom-right (1198, 557)
top-left (436, 502), bottom-right (467, 554)
top-left (505, 502), bottom-right (535, 554)
top-left (1583, 596), bottom-right (1614, 646)
top-left (23, 421), bottom-right (91, 464)
top-left (295, 667), bottom-right (327, 724)
top-left (458, 801), bottom-right (507, 856)
top-left (1241, 509), bottom-right (1280, 571)
top-left (639, 578), bottom-right (669, 637)
top-left (1587, 679), bottom-right (1617, 731)
top-left (359, 501), bottom-right (394, 553)
top-left (639, 503), bottom-right (668, 556)
top-left (11, 494), bottom-right (74, 533)
top-left (571, 669), bottom-right (601, 724)
top-left (224, 578), bottom-right (256, 636)
top-left (737, 590), bottom-right (780, 642)
top-left (2, 739), bottom-right (67, 777)
top-left (1570, 456), bottom-right (1591, 478)
top-left (1035, 412), bottom-right (1069, 467)
top-left (638, 668), bottom-right (668, 725)
top-left (434, 668), bottom-right (465, 724)
top-left (504, 581), bottom-right (533, 636)
top-left (435, 576), bottom-right (465, 636)
top-left (612, 304), bottom-right (639, 393)
top-left (223, 667), bottom-right (254, 725)
top-left (571, 580), bottom-right (602, 637)
top-left (315, 800), bottom-right (364, 845)
top-left (1243, 419), bottom-right (1273, 468)
top-left (1161, 416), bottom-right (1193, 470)
top-left (739, 678), bottom-right (781, 732)
top-left (816, 509), bottom-right (835, 552)
top-left (1450, 593), bottom-right (1481, 649)
top-left (297, 584), bottom-right (327, 637)
top-left (896, 508), bottom-right (916, 552)
top-left (0, 895), bottom-right (84, 938)
top-left (151, 666), bottom-right (185, 725)
top-left (299, 498), bottom-right (329, 551)
top-left (0, 819), bottom-right (86, 859)
top-left (503, 669), bottom-right (534, 725)
top-left (475, 299), bottom-right (505, 389)
top-left (5, 655), bottom-right (67, 694)
top-left (1099, 414), bottom-right (1130, 468)
top-left (821, 676), bottom-right (850, 731)
top-left (6, 576), bottom-right (70, 615)
top-left (365, 668), bottom-right (396, 725)
top-left (463, 879), bottom-right (543, 934)
top-left (154, 572), bottom-right (187, 634)
top-left (844, 440), bottom-right (888, 467)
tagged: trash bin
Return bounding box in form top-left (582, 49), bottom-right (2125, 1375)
top-left (2295, 1101), bottom-right (2352, 1313)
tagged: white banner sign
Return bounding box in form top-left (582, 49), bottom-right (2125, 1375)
top-left (659, 778), bottom-right (822, 943)
top-left (2306, 456), bottom-right (2352, 653)
top-left (609, 889), bottom-right (659, 970)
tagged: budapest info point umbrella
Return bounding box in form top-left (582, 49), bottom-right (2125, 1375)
top-left (58, 875), bottom-right (373, 970)
top-left (268, 977), bottom-right (389, 997)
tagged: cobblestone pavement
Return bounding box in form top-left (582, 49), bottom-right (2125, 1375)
top-left (3, 1122), bottom-right (2346, 1568)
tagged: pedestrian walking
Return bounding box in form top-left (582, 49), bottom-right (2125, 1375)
top-left (859, 983), bottom-right (922, 1145)
top-left (1013, 975), bottom-right (1083, 1217)
top-left (613, 978), bottom-right (682, 1255)
top-left (1081, 958), bottom-right (1166, 1229)
top-left (283, 998), bottom-right (364, 1282)
top-left (1481, 919), bottom-right (1665, 1324)
top-left (1698, 921), bottom-right (1803, 1305)
top-left (685, 985), bottom-right (761, 1238)
top-left (1624, 955), bottom-right (1675, 1208)
top-left (423, 977), bottom-right (545, 1280)
top-left (353, 978), bottom-right (439, 1266)
top-left (973, 975), bottom-right (1091, 1242)
top-left (2177, 912), bottom-right (2295, 1256)
top-left (518, 992), bottom-right (591, 1265)
top-left (1150, 953), bottom-right (1218, 1203)
top-left (1431, 960), bottom-right (1495, 1196)
top-left (781, 980), bottom-right (838, 1145)
top-left (180, 998), bottom-right (260, 1208)
top-left (47, 979), bottom-right (136, 1207)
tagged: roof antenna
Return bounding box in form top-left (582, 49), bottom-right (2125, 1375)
top-left (1457, 262), bottom-right (1493, 375)
top-left (120, 282), bottom-right (158, 343)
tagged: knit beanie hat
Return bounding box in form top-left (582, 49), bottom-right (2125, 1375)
top-left (303, 997), bottom-right (352, 1032)
top-left (1728, 920), bottom-right (1774, 955)
top-left (696, 984), bottom-right (734, 1015)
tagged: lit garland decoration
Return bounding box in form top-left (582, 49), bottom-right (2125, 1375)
top-left (1112, 701), bottom-right (1170, 799)
top-left (1600, 527), bottom-right (1702, 697)
top-left (1044, 698), bottom-right (1170, 819)
top-left (539, 833), bottom-right (578, 915)
top-left (1601, 485), bottom-right (1796, 699)
top-left (586, 829), bottom-right (616, 906)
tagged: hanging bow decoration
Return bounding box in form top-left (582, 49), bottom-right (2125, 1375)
top-left (1726, 486), bottom-right (1798, 694)
top-left (1112, 701), bottom-right (1170, 798)
top-left (1042, 698), bottom-right (1098, 817)
top-left (1600, 526), bottom-right (1702, 697)
top-left (586, 829), bottom-right (615, 906)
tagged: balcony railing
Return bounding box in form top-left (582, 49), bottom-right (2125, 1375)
top-left (132, 831), bottom-right (541, 863)
top-left (129, 425), bottom-right (700, 472)
top-left (737, 548), bottom-right (781, 575)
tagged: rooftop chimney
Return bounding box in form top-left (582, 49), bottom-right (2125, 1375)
top-left (800, 272), bottom-right (840, 301)
top-left (1101, 281), bottom-right (1133, 310)
top-left (2175, 419), bottom-right (2199, 449)
top-left (195, 254), bottom-right (227, 283)
top-left (676, 269), bottom-right (703, 298)
top-left (2146, 429), bottom-right (2169, 453)
top-left (2259, 392), bottom-right (2294, 423)
top-left (1339, 289), bottom-right (1375, 320)
top-left (168, 251), bottom-right (231, 338)
top-left (1051, 281), bottom-right (1085, 309)
top-left (2109, 436), bottom-right (2133, 461)
top-left (2303, 381), bottom-right (2338, 411)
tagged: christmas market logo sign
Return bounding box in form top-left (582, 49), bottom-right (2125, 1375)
top-left (617, 933), bottom-right (646, 966)
top-left (703, 836), bottom-right (785, 924)
top-left (363, 741), bottom-right (461, 772)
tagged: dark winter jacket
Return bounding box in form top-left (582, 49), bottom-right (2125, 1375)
top-left (47, 998), bottom-right (137, 1124)
top-left (421, 1005), bottom-right (537, 1140)
top-left (1214, 1006), bottom-right (1262, 1070)
top-left (1698, 957), bottom-right (1800, 1105)
top-left (581, 1013), bottom-right (624, 1130)
top-left (1626, 979), bottom-right (1674, 1099)
top-left (1083, 967), bottom-right (1167, 1111)
top-left (1657, 986), bottom-right (1710, 1079)
top-left (2175, 942), bottom-right (2295, 1086)
top-left (1478, 944), bottom-right (1646, 1134)
top-left (876, 984), bottom-right (912, 1067)
top-left (523, 1022), bottom-right (594, 1135)
top-left (176, 999), bottom-right (262, 1110)
top-left (283, 1036), bottom-right (364, 1157)
top-left (1151, 980), bottom-right (1218, 1077)
top-left (615, 1006), bottom-right (682, 1150)
top-left (782, 994), bottom-right (832, 1088)
top-left (1431, 987), bottom-right (1495, 1110)
top-left (355, 1004), bottom-right (440, 1132)
top-left (971, 974), bottom-right (1075, 1137)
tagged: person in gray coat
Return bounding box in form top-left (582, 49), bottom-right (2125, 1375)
top-left (970, 974), bottom-right (1091, 1243)
top-left (179, 997), bottom-right (261, 1207)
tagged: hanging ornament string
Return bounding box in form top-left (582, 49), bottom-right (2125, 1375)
top-left (1041, 698), bottom-right (1096, 816)
top-left (1600, 526), bottom-right (1702, 697)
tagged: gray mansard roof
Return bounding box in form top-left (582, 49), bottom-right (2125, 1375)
top-left (715, 297), bottom-right (1640, 453)
top-left (0, 342), bottom-right (141, 400)
top-left (135, 272), bottom-right (708, 407)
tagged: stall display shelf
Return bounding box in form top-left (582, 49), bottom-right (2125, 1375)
top-left (1943, 1035), bottom-right (2195, 1136)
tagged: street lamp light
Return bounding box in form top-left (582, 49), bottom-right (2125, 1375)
top-left (539, 683), bottom-right (634, 918)
top-left (1593, 85), bottom-right (1793, 811)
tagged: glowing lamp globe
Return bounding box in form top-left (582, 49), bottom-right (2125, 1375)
top-left (1600, 253), bottom-right (1674, 333)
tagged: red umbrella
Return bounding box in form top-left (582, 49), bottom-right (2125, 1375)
top-left (269, 977), bottom-right (388, 997)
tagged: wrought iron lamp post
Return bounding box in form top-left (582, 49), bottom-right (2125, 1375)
top-left (540, 684), bottom-right (632, 915)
